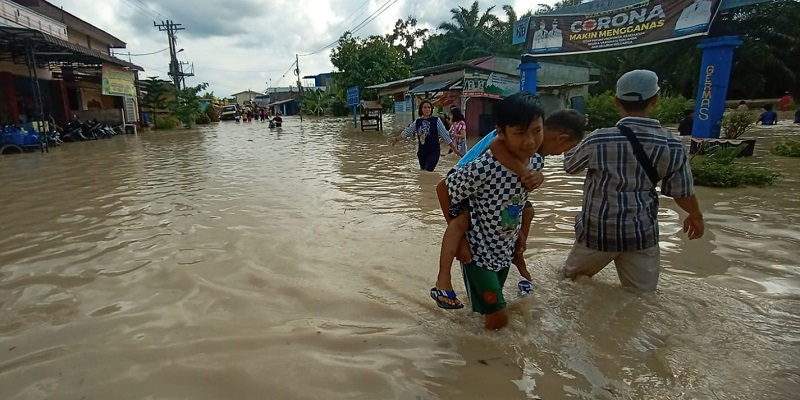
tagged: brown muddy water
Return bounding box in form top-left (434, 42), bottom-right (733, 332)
top-left (0, 116), bottom-right (798, 400)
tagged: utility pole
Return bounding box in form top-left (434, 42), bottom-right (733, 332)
top-left (295, 54), bottom-right (303, 121)
top-left (154, 20), bottom-right (190, 90)
top-left (179, 61), bottom-right (194, 89)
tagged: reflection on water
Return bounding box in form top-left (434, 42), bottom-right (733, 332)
top-left (0, 116), bottom-right (798, 399)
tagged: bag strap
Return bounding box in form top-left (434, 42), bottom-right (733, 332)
top-left (617, 125), bottom-right (659, 186)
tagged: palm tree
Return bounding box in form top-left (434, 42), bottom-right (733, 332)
top-left (438, 1), bottom-right (501, 61)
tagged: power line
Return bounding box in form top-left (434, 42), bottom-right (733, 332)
top-left (272, 61), bottom-right (297, 86)
top-left (350, 0), bottom-right (399, 35)
top-left (118, 0), bottom-right (161, 20)
top-left (132, 0), bottom-right (169, 20)
top-left (195, 65), bottom-right (287, 73)
top-left (139, 63), bottom-right (243, 92)
top-left (327, 0), bottom-right (372, 35)
top-left (299, 0), bottom-right (399, 57)
top-left (126, 47), bottom-right (169, 56)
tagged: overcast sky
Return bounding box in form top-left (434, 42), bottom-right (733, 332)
top-left (51, 0), bottom-right (560, 96)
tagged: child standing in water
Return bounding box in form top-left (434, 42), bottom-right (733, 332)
top-left (431, 108), bottom-right (586, 312)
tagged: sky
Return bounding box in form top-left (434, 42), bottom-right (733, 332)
top-left (51, 0), bottom-right (560, 97)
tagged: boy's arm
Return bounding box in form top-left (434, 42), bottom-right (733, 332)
top-left (488, 139), bottom-right (528, 177)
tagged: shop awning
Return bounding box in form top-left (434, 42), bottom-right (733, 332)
top-left (0, 26), bottom-right (142, 71)
top-left (269, 99), bottom-right (296, 106)
top-left (537, 81), bottom-right (599, 89)
top-left (365, 76), bottom-right (423, 90)
top-left (407, 79), bottom-right (458, 95)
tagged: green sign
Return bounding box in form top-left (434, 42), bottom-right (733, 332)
top-left (102, 64), bottom-right (136, 97)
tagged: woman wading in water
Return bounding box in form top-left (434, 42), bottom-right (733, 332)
top-left (391, 100), bottom-right (462, 171)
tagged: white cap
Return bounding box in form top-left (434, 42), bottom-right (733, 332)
top-left (616, 69), bottom-right (660, 102)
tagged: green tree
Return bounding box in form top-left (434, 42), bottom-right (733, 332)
top-left (140, 76), bottom-right (171, 129)
top-left (411, 34), bottom-right (450, 70)
top-left (330, 32), bottom-right (412, 101)
top-left (437, 2), bottom-right (501, 61)
top-left (712, 0), bottom-right (800, 99)
top-left (168, 82), bottom-right (209, 129)
top-left (487, 5), bottom-right (533, 58)
top-left (386, 16), bottom-right (429, 65)
top-left (200, 91), bottom-right (218, 103)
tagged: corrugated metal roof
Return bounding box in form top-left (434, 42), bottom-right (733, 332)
top-left (365, 76), bottom-right (423, 89)
top-left (407, 79), bottom-right (458, 94)
top-left (0, 26), bottom-right (142, 70)
top-left (269, 99), bottom-right (295, 106)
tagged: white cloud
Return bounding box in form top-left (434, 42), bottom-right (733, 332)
top-left (50, 0), bottom-right (559, 96)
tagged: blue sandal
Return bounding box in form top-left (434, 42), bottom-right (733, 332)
top-left (430, 288), bottom-right (465, 309)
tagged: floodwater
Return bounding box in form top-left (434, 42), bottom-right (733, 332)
top-left (1, 115), bottom-right (798, 400)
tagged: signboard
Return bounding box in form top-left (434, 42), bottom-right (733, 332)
top-left (512, 16), bottom-right (530, 45)
top-left (101, 64), bottom-right (136, 97)
top-left (720, 0), bottom-right (772, 8)
top-left (463, 70), bottom-right (519, 99)
top-left (523, 0), bottom-right (721, 56)
top-left (531, 0), bottom-right (755, 16)
top-left (346, 86), bottom-right (359, 107)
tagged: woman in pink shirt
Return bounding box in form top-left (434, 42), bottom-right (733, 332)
top-left (449, 107), bottom-right (467, 156)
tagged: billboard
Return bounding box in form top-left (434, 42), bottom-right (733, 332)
top-left (101, 64), bottom-right (136, 97)
top-left (523, 0), bottom-right (722, 56)
top-left (463, 69), bottom-right (519, 99)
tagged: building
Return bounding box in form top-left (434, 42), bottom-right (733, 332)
top-left (231, 90), bottom-right (265, 106)
top-left (265, 86), bottom-right (301, 116)
top-left (0, 0), bottom-right (143, 129)
top-left (367, 56), bottom-right (596, 137)
top-left (302, 72), bottom-right (332, 89)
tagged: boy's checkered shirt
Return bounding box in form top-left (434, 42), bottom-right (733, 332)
top-left (446, 151), bottom-right (545, 272)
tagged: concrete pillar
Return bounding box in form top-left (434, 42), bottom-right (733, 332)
top-left (692, 36), bottom-right (743, 138)
top-left (518, 58), bottom-right (541, 95)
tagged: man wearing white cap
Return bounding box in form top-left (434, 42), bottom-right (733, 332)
top-left (561, 69), bottom-right (705, 292)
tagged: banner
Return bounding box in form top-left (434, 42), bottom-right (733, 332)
top-left (463, 69), bottom-right (519, 99)
top-left (101, 64), bottom-right (136, 97)
top-left (512, 16), bottom-right (530, 45)
top-left (524, 0), bottom-right (721, 56)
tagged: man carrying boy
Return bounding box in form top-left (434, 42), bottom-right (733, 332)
top-left (431, 109), bottom-right (586, 309)
top-left (562, 69), bottom-right (704, 292)
top-left (439, 93), bottom-right (543, 329)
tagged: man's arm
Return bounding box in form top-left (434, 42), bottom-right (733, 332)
top-left (674, 195), bottom-right (704, 239)
top-left (563, 138), bottom-right (591, 174)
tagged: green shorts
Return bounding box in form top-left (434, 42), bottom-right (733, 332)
top-left (461, 262), bottom-right (509, 315)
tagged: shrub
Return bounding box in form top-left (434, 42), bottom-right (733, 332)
top-left (720, 110), bottom-right (757, 139)
top-left (771, 139), bottom-right (800, 157)
top-left (330, 96), bottom-right (351, 117)
top-left (690, 146), bottom-right (779, 187)
top-left (205, 105), bottom-right (220, 122)
top-left (585, 92), bottom-right (695, 129)
top-left (153, 114), bottom-right (179, 130)
top-left (195, 112), bottom-right (211, 125)
top-left (652, 94), bottom-right (694, 123)
top-left (585, 91), bottom-right (618, 130)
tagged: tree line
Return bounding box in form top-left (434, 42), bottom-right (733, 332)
top-left (313, 0), bottom-right (798, 116)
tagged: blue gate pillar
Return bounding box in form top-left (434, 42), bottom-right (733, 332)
top-left (692, 36), bottom-right (743, 138)
top-left (519, 58), bottom-right (541, 95)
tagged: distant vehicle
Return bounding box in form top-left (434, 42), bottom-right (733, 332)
top-left (220, 105), bottom-right (238, 121)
